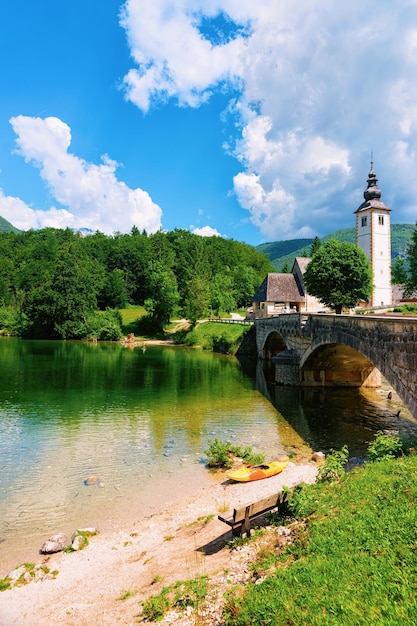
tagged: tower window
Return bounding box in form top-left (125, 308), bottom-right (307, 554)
top-left (361, 216), bottom-right (367, 227)
top-left (379, 215), bottom-right (384, 225)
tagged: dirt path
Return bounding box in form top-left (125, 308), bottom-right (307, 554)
top-left (0, 462), bottom-right (317, 626)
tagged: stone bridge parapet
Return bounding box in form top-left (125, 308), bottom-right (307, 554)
top-left (255, 313), bottom-right (417, 418)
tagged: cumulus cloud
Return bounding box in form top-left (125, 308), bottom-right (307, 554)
top-left (8, 115), bottom-right (162, 234)
top-left (121, 0), bottom-right (417, 240)
top-left (0, 189), bottom-right (73, 231)
top-left (191, 225), bottom-right (222, 237)
top-left (120, 0), bottom-right (245, 111)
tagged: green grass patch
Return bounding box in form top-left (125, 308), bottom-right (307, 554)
top-left (184, 321), bottom-right (250, 355)
top-left (222, 453), bottom-right (417, 625)
top-left (117, 589), bottom-right (136, 601)
top-left (186, 514), bottom-right (215, 528)
top-left (64, 529), bottom-right (97, 553)
top-left (142, 576), bottom-right (208, 621)
top-left (0, 577), bottom-right (11, 591)
top-left (119, 306), bottom-right (147, 335)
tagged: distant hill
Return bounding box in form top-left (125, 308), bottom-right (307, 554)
top-left (0, 215), bottom-right (21, 233)
top-left (258, 224), bottom-right (415, 272)
top-left (256, 239), bottom-right (313, 262)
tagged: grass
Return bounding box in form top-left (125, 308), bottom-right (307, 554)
top-left (183, 322), bottom-right (251, 355)
top-left (142, 576), bottom-right (208, 622)
top-left (64, 529), bottom-right (97, 553)
top-left (216, 490), bottom-right (230, 514)
top-left (222, 453), bottom-right (417, 625)
top-left (151, 575), bottom-right (164, 585)
top-left (186, 514), bottom-right (215, 528)
top-left (0, 563), bottom-right (58, 591)
top-left (119, 311), bottom-right (251, 356)
top-left (0, 577), bottom-right (11, 591)
top-left (117, 589), bottom-right (136, 601)
top-left (119, 306), bottom-right (147, 335)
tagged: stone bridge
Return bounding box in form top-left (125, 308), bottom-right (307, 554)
top-left (255, 313), bottom-right (417, 418)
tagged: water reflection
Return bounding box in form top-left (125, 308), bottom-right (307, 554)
top-left (0, 339), bottom-right (287, 574)
top-left (250, 359), bottom-right (417, 457)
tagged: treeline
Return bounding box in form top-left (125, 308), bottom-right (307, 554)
top-left (0, 227), bottom-right (273, 340)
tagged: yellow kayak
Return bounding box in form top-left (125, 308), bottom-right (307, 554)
top-left (227, 457), bottom-right (289, 482)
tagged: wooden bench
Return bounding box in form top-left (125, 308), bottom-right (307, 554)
top-left (218, 490), bottom-right (288, 537)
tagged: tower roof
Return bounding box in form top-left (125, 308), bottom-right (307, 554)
top-left (354, 161), bottom-right (391, 213)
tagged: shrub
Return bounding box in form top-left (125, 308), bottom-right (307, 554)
top-left (85, 309), bottom-right (123, 341)
top-left (142, 589), bottom-right (170, 621)
top-left (286, 483), bottom-right (319, 519)
top-left (367, 432), bottom-right (402, 462)
top-left (205, 438), bottom-right (265, 469)
top-left (317, 446), bottom-right (349, 483)
top-left (0, 307), bottom-right (30, 336)
top-left (183, 322), bottom-right (249, 354)
top-left (393, 303), bottom-right (417, 313)
top-left (212, 333), bottom-right (235, 354)
top-left (205, 438), bottom-right (234, 469)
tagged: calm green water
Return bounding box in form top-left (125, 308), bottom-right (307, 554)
top-left (0, 338), bottom-right (294, 573)
top-left (1, 338), bottom-right (416, 575)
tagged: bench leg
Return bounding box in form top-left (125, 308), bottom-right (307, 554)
top-left (244, 505), bottom-right (251, 537)
top-left (232, 525), bottom-right (242, 537)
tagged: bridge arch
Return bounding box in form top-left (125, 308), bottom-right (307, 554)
top-left (254, 314), bottom-right (417, 418)
top-left (300, 341), bottom-right (381, 387)
top-left (261, 331), bottom-right (288, 360)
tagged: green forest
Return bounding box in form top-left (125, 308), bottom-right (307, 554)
top-left (0, 227), bottom-right (273, 340)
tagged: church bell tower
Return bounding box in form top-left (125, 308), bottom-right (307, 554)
top-left (355, 163), bottom-right (392, 307)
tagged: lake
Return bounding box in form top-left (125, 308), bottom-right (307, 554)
top-left (1, 338), bottom-right (416, 575)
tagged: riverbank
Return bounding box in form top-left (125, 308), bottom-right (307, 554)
top-left (0, 461), bottom-right (318, 626)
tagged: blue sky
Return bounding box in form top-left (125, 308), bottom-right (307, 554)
top-left (1, 1), bottom-right (417, 246)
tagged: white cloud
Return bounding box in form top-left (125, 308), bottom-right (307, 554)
top-left (8, 115), bottom-right (162, 234)
top-left (191, 225), bottom-right (222, 237)
top-left (121, 0), bottom-right (417, 240)
top-left (120, 0), bottom-right (245, 111)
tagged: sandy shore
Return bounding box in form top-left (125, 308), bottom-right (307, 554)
top-left (0, 461), bottom-right (317, 626)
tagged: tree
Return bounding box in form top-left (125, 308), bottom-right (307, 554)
top-left (178, 235), bottom-right (211, 323)
top-left (310, 236), bottom-right (321, 257)
top-left (232, 265), bottom-right (259, 308)
top-left (182, 275), bottom-right (211, 324)
top-left (23, 240), bottom-right (104, 338)
top-left (144, 261), bottom-right (179, 331)
top-left (210, 272), bottom-right (236, 315)
top-left (303, 239), bottom-right (373, 314)
top-left (403, 224), bottom-right (417, 297)
top-left (391, 256), bottom-right (408, 285)
top-left (98, 268), bottom-right (128, 309)
top-left (281, 261), bottom-right (290, 273)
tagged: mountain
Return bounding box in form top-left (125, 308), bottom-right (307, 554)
top-left (256, 239), bottom-right (313, 262)
top-left (258, 224), bottom-right (415, 272)
top-left (0, 215), bottom-right (21, 234)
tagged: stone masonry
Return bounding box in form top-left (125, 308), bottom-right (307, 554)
top-left (255, 313), bottom-right (417, 419)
